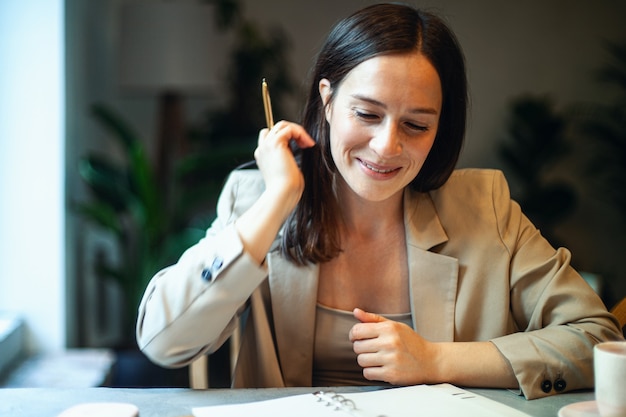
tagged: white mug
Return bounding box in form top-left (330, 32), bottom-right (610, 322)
top-left (594, 341), bottom-right (626, 417)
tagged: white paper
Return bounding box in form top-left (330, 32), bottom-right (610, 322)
top-left (192, 384), bottom-right (532, 417)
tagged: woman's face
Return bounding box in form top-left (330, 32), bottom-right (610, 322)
top-left (319, 52), bottom-right (442, 203)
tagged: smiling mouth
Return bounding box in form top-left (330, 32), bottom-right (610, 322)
top-left (359, 159), bottom-right (399, 174)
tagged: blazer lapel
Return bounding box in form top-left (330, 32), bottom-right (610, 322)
top-left (267, 252), bottom-right (319, 386)
top-left (404, 190), bottom-right (459, 342)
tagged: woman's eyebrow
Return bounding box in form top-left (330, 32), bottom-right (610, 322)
top-left (350, 93), bottom-right (439, 115)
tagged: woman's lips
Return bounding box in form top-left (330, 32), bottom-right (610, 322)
top-left (358, 158), bottom-right (400, 174)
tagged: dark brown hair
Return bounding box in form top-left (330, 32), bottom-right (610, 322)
top-left (282, 3), bottom-right (468, 265)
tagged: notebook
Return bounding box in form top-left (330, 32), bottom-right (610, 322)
top-left (192, 384), bottom-right (531, 417)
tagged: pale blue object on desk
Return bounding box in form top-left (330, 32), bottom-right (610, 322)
top-left (0, 386), bottom-right (595, 417)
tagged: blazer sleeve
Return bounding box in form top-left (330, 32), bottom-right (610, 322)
top-left (136, 170), bottom-right (269, 368)
top-left (486, 171), bottom-right (624, 399)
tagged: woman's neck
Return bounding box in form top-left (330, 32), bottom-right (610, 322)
top-left (335, 181), bottom-right (405, 238)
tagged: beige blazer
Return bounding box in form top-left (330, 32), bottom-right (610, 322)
top-left (136, 168), bottom-right (623, 399)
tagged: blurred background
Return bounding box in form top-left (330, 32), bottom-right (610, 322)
top-left (1, 0), bottom-right (625, 388)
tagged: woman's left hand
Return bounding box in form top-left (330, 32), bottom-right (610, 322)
top-left (349, 307), bottom-right (439, 385)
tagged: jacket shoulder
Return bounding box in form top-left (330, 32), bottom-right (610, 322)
top-left (445, 168), bottom-right (508, 189)
top-left (431, 168), bottom-right (511, 203)
top-left (423, 168), bottom-right (516, 233)
top-left (216, 169), bottom-right (265, 222)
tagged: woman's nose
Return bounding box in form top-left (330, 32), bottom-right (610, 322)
top-left (369, 123), bottom-right (402, 157)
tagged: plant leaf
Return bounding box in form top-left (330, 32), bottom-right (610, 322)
top-left (78, 155), bottom-right (135, 212)
top-left (72, 201), bottom-right (124, 236)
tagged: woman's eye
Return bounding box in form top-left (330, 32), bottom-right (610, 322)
top-left (405, 122), bottom-right (429, 132)
top-left (354, 110), bottom-right (379, 121)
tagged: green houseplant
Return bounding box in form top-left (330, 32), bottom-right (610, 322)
top-left (497, 95), bottom-right (578, 247)
top-left (75, 104), bottom-right (207, 346)
top-left (570, 41), bottom-right (626, 306)
top-left (576, 42), bottom-right (626, 225)
top-left (182, 0), bottom-right (295, 184)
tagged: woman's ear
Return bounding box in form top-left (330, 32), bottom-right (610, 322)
top-left (319, 78), bottom-right (332, 123)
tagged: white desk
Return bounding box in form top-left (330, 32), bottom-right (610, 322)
top-left (0, 386), bottom-right (595, 417)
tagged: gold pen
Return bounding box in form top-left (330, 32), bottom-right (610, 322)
top-left (262, 78), bottom-right (274, 129)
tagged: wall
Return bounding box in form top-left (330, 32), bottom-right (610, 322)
top-left (0, 0), bottom-right (66, 354)
top-left (63, 0), bottom-right (626, 348)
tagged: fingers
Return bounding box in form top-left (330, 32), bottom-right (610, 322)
top-left (353, 307), bottom-right (387, 324)
top-left (350, 308), bottom-right (385, 339)
top-left (349, 309), bottom-right (431, 385)
top-left (356, 351), bottom-right (383, 368)
top-left (349, 321), bottom-right (395, 383)
top-left (349, 308), bottom-right (389, 343)
top-left (258, 120), bottom-right (316, 149)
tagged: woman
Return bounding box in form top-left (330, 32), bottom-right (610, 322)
top-left (136, 3), bottom-right (623, 399)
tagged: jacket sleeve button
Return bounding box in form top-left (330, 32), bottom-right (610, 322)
top-left (554, 378), bottom-right (567, 392)
top-left (201, 257), bottom-right (224, 282)
top-left (540, 379), bottom-right (552, 393)
top-left (211, 257), bottom-right (224, 271)
top-left (201, 267), bottom-right (213, 282)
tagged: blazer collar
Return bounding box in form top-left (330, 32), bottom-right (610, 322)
top-left (403, 188), bottom-right (448, 250)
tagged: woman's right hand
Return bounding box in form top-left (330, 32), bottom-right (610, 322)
top-left (234, 121), bottom-right (316, 265)
top-left (254, 120), bottom-right (316, 213)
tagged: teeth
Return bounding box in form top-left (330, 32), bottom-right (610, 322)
top-left (363, 161), bottom-right (395, 173)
